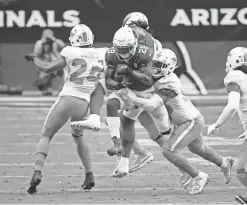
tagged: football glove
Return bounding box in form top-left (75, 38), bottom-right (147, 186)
top-left (117, 65), bottom-right (133, 76)
top-left (25, 53), bottom-right (36, 62)
top-left (237, 131), bottom-right (247, 140)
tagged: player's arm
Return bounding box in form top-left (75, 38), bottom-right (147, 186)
top-left (33, 57), bottom-right (66, 73)
top-left (157, 88), bottom-right (177, 103)
top-left (25, 53), bottom-right (66, 73)
top-left (213, 83), bottom-right (240, 128)
top-left (131, 61), bottom-right (154, 87)
top-left (105, 65), bottom-right (126, 90)
top-left (33, 40), bottom-right (45, 58)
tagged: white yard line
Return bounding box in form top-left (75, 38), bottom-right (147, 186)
top-left (0, 158), bottom-right (237, 166)
top-left (0, 149), bottom-right (237, 156)
top-left (0, 172), bottom-right (236, 179)
top-left (0, 186), bottom-right (241, 194)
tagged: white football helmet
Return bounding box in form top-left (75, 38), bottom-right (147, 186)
top-left (152, 48), bottom-right (177, 78)
top-left (226, 47), bottom-right (247, 73)
top-left (122, 12), bottom-right (149, 30)
top-left (69, 24), bottom-right (94, 47)
top-left (113, 27), bottom-right (137, 60)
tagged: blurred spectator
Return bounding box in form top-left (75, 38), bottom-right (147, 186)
top-left (0, 48), bottom-right (22, 95)
top-left (33, 29), bottom-right (66, 95)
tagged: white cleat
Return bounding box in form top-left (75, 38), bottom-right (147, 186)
top-left (112, 157), bottom-right (129, 178)
top-left (129, 153), bottom-right (154, 173)
top-left (71, 114), bottom-right (100, 131)
top-left (221, 157), bottom-right (234, 184)
top-left (178, 169), bottom-right (192, 189)
top-left (189, 172), bottom-right (209, 195)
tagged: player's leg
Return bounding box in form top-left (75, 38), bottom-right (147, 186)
top-left (112, 108), bottom-right (143, 178)
top-left (187, 114), bottom-right (234, 184)
top-left (138, 109), bottom-right (191, 187)
top-left (74, 79), bottom-right (106, 131)
top-left (69, 96), bottom-right (95, 190)
top-left (27, 96), bottom-right (71, 194)
top-left (234, 139), bottom-right (247, 204)
top-left (162, 144), bottom-right (208, 195)
top-left (166, 115), bottom-right (214, 194)
top-left (106, 92), bottom-right (125, 156)
top-left (128, 111), bottom-right (161, 173)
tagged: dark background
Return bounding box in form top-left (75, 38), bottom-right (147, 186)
top-left (1, 0), bottom-right (247, 90)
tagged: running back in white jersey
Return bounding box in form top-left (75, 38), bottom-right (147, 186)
top-left (224, 70), bottom-right (247, 130)
top-left (60, 46), bottom-right (107, 99)
top-left (155, 73), bottom-right (199, 125)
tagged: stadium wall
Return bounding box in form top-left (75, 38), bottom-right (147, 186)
top-left (0, 0), bottom-right (247, 91)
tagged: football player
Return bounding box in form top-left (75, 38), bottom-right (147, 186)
top-left (72, 12), bottom-right (169, 173)
top-left (107, 27), bottom-right (172, 177)
top-left (119, 48), bottom-right (234, 194)
top-left (207, 47), bottom-right (247, 204)
top-left (24, 24), bottom-right (106, 194)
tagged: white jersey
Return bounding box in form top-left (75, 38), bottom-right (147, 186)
top-left (224, 70), bottom-right (247, 130)
top-left (59, 46), bottom-right (107, 99)
top-left (155, 73), bottom-right (199, 125)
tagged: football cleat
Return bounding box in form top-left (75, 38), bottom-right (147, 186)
top-left (129, 153), bottom-right (154, 173)
top-left (107, 136), bottom-right (124, 156)
top-left (27, 170), bottom-right (42, 194)
top-left (71, 114), bottom-right (100, 131)
top-left (82, 172), bottom-right (95, 190)
top-left (112, 158), bottom-right (129, 178)
top-left (189, 172), bottom-right (209, 195)
top-left (221, 157), bottom-right (234, 184)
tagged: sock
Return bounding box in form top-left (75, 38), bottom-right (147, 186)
top-left (107, 117), bottom-right (120, 139)
top-left (132, 139), bottom-right (148, 156)
top-left (188, 143), bottom-right (222, 167)
top-left (87, 114), bottom-right (100, 124)
top-left (34, 136), bottom-right (50, 171)
top-left (162, 148), bottom-right (199, 178)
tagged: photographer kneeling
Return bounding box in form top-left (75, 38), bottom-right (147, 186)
top-left (33, 29), bottom-right (65, 95)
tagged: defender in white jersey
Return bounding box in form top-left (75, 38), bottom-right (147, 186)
top-left (24, 24), bottom-right (105, 194)
top-left (207, 47), bottom-right (247, 204)
top-left (120, 48), bottom-right (234, 194)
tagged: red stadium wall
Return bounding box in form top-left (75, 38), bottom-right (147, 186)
top-left (1, 0), bottom-right (247, 91)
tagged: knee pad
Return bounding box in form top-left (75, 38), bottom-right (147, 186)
top-left (237, 169), bottom-right (247, 188)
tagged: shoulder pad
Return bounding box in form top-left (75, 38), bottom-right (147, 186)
top-left (60, 46), bottom-right (71, 58)
top-left (224, 70), bottom-right (245, 86)
top-left (155, 73), bottom-right (181, 91)
top-left (105, 47), bottom-right (119, 68)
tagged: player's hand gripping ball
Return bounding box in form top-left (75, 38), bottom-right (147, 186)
top-left (116, 65), bottom-right (133, 76)
top-left (25, 53), bottom-right (36, 62)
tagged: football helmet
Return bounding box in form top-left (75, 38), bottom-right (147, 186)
top-left (226, 47), bottom-right (247, 73)
top-left (113, 27), bottom-right (137, 60)
top-left (69, 24), bottom-right (94, 47)
top-left (152, 48), bottom-right (177, 78)
top-left (122, 12), bottom-right (149, 30)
